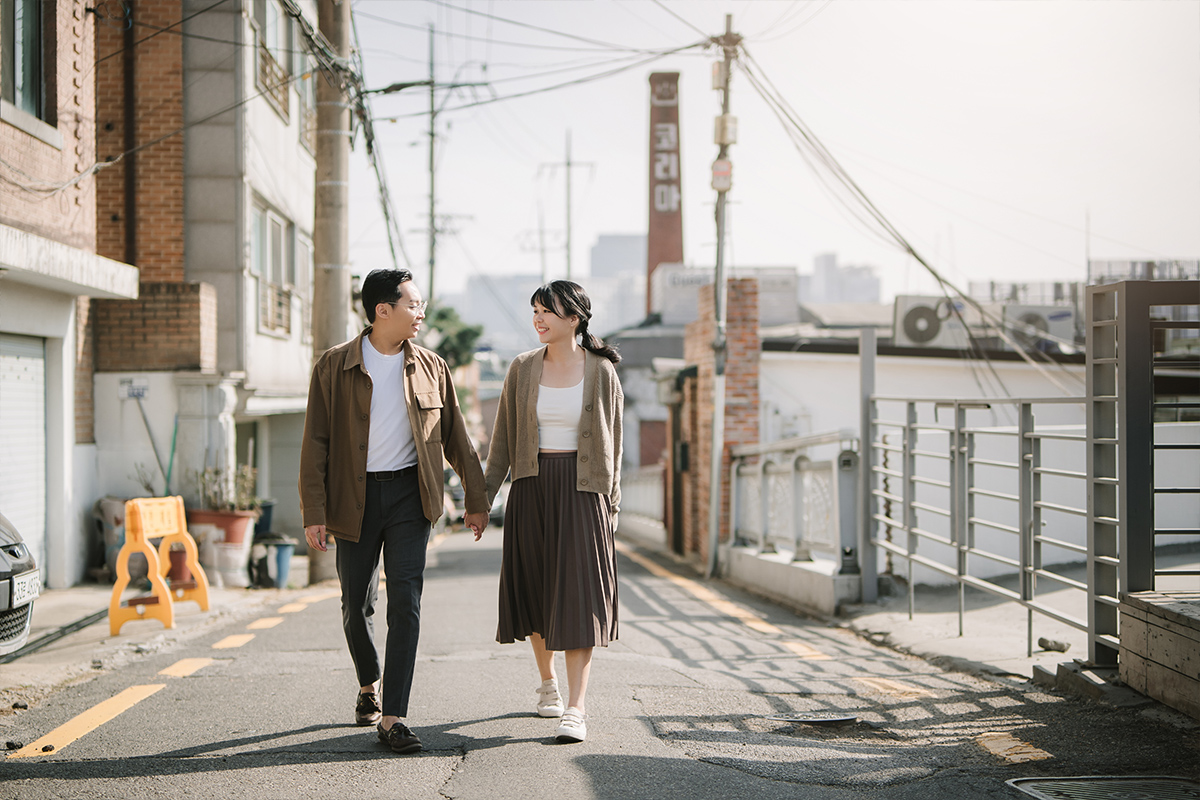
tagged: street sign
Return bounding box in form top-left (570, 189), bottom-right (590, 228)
top-left (711, 158), bottom-right (732, 192)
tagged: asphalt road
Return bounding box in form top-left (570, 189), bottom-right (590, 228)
top-left (2, 531), bottom-right (1197, 800)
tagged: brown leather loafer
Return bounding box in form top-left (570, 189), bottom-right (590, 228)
top-left (355, 691), bottom-right (382, 726)
top-left (377, 721), bottom-right (422, 754)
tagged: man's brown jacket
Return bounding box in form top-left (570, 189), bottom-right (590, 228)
top-left (299, 329), bottom-right (486, 542)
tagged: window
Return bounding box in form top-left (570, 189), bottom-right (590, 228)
top-left (250, 203), bottom-right (294, 334)
top-left (296, 236), bottom-right (313, 341)
top-left (1, 0), bottom-right (44, 119)
top-left (252, 0), bottom-right (291, 116)
top-left (295, 54), bottom-right (316, 152)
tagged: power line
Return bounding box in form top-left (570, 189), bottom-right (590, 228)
top-left (354, 10), bottom-right (641, 54)
top-left (91, 0), bottom-right (232, 66)
top-left (822, 142), bottom-right (1173, 260)
top-left (739, 46), bottom-right (1083, 394)
top-left (751, 0), bottom-right (837, 43)
top-left (373, 42), bottom-right (705, 122)
top-left (427, 0), bottom-right (680, 54)
top-left (350, 10), bottom-right (414, 271)
top-left (648, 0), bottom-right (711, 40)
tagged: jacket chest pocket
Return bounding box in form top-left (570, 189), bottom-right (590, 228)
top-left (415, 391), bottom-right (443, 442)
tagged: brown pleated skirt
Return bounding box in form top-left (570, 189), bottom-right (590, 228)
top-left (497, 452), bottom-right (618, 651)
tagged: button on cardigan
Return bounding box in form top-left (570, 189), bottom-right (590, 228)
top-left (485, 347), bottom-right (624, 515)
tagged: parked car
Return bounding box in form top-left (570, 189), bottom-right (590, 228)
top-left (489, 481), bottom-right (510, 526)
top-left (444, 468), bottom-right (466, 524)
top-left (0, 511), bottom-right (40, 656)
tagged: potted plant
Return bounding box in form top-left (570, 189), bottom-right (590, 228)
top-left (187, 465), bottom-right (261, 545)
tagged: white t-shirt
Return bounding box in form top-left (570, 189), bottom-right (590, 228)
top-left (362, 336), bottom-right (418, 471)
top-left (536, 380), bottom-right (583, 451)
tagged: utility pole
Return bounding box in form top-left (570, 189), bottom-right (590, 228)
top-left (428, 24), bottom-right (437, 301)
top-left (539, 130), bottom-right (593, 281)
top-left (313, 0), bottom-right (351, 356)
top-left (706, 14), bottom-right (741, 578)
top-left (538, 201), bottom-right (548, 284)
top-left (364, 40), bottom-right (484, 305)
top-left (565, 131), bottom-right (574, 280)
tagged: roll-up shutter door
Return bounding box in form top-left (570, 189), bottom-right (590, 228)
top-left (0, 334), bottom-right (47, 573)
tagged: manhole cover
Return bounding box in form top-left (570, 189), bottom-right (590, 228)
top-left (1008, 776), bottom-right (1200, 799)
top-left (764, 712), bottom-right (857, 726)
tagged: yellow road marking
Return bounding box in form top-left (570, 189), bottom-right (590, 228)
top-left (782, 640), bottom-right (833, 660)
top-left (247, 617), bottom-right (284, 630)
top-left (212, 634), bottom-right (255, 649)
top-left (976, 732), bottom-right (1053, 763)
top-left (278, 603), bottom-right (307, 613)
top-left (854, 677), bottom-right (934, 698)
top-left (7, 684), bottom-right (165, 759)
top-left (158, 658), bottom-right (213, 677)
top-left (299, 590), bottom-right (340, 605)
top-left (615, 541), bottom-right (828, 651)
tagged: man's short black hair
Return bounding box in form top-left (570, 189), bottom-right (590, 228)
top-left (361, 269), bottom-right (413, 323)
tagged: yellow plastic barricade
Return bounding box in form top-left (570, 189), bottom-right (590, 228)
top-left (109, 496), bottom-right (211, 636)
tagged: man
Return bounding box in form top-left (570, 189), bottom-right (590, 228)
top-left (299, 268), bottom-right (488, 754)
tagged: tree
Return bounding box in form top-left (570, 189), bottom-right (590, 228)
top-left (421, 304), bottom-right (482, 370)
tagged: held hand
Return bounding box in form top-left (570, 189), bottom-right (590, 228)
top-left (464, 512), bottom-right (488, 541)
top-left (305, 524), bottom-right (328, 552)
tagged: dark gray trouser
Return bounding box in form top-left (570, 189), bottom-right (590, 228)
top-left (335, 466), bottom-right (430, 718)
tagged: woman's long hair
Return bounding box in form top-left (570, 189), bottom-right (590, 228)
top-left (531, 280), bottom-right (621, 364)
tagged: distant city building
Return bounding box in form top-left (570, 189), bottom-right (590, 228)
top-left (442, 274), bottom-right (544, 361)
top-left (589, 234), bottom-right (646, 280)
top-left (804, 253), bottom-right (881, 304)
top-left (587, 234), bottom-right (648, 336)
top-left (649, 263), bottom-right (801, 326)
top-left (1088, 259), bottom-right (1199, 284)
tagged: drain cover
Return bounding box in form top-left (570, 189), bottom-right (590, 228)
top-left (1008, 776), bottom-right (1200, 799)
top-left (765, 712), bottom-right (857, 726)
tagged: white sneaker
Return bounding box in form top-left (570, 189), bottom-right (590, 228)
top-left (555, 706), bottom-right (587, 742)
top-left (536, 678), bottom-right (564, 718)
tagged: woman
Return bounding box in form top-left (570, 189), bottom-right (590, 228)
top-left (485, 280), bottom-right (623, 744)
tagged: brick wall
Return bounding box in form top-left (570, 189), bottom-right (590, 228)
top-left (0, 2), bottom-right (99, 443)
top-left (678, 279), bottom-right (760, 563)
top-left (75, 298), bottom-right (95, 443)
top-left (92, 2), bottom-right (206, 376)
top-left (94, 282), bottom-right (217, 372)
top-left (0, 0), bottom-right (97, 249)
top-left (94, 0), bottom-right (184, 278)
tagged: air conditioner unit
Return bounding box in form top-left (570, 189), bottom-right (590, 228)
top-left (893, 295), bottom-right (978, 349)
top-left (1002, 305), bottom-right (1076, 351)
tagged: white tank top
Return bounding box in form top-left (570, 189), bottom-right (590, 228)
top-left (536, 380), bottom-right (583, 451)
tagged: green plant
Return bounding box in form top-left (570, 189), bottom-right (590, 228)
top-left (423, 304), bottom-right (483, 371)
top-left (197, 464), bottom-right (260, 512)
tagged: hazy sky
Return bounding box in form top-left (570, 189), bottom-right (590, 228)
top-left (345, 1), bottom-right (1200, 304)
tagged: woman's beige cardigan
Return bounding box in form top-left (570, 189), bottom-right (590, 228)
top-left (484, 347), bottom-right (623, 517)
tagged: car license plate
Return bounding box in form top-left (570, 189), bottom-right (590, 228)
top-left (11, 570), bottom-right (40, 607)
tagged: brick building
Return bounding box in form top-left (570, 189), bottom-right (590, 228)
top-left (2, 0), bottom-right (324, 590)
top-left (1, 0), bottom-right (139, 588)
top-left (89, 0), bottom-right (320, 543)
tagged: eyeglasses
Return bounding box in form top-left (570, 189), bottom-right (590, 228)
top-left (390, 301), bottom-right (428, 313)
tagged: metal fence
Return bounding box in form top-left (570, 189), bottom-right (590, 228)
top-left (729, 432), bottom-right (860, 568)
top-left (865, 396), bottom-right (1091, 656)
top-left (621, 463), bottom-right (665, 521)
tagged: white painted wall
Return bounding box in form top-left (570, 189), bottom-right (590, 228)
top-left (759, 350), bottom-right (1087, 438)
top-left (758, 350), bottom-right (1197, 587)
top-left (94, 373), bottom-right (240, 511)
top-left (264, 412), bottom-right (305, 537)
top-left (0, 282), bottom-right (80, 588)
